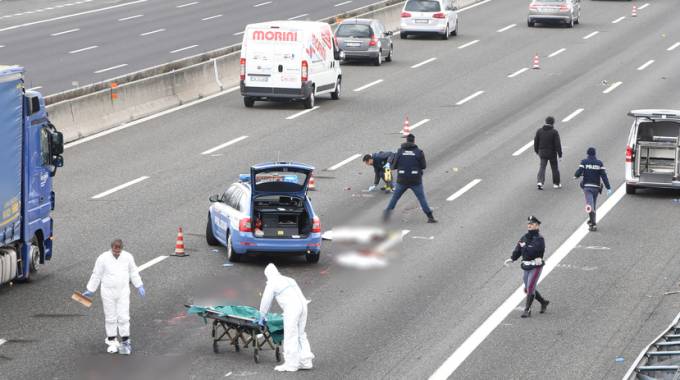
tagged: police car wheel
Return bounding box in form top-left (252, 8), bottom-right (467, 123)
top-left (206, 216), bottom-right (219, 246)
top-left (227, 233), bottom-right (240, 262)
top-left (306, 252), bottom-right (320, 264)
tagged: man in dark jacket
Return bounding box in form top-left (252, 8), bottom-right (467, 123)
top-left (362, 151), bottom-right (395, 192)
top-left (504, 216), bottom-right (549, 318)
top-left (383, 134), bottom-right (437, 223)
top-left (574, 147), bottom-right (612, 231)
top-left (534, 116), bottom-right (563, 190)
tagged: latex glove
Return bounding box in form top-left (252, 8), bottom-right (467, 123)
top-left (367, 185), bottom-right (376, 192)
top-left (383, 162), bottom-right (391, 170)
top-left (82, 290), bottom-right (94, 298)
top-left (137, 286), bottom-right (145, 298)
top-left (257, 316), bottom-right (267, 328)
top-left (607, 189), bottom-right (612, 196)
top-left (504, 258), bottom-right (514, 267)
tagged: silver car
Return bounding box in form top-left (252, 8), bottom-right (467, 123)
top-left (528, 0), bottom-right (581, 28)
top-left (400, 0), bottom-right (458, 40)
top-left (335, 19), bottom-right (393, 66)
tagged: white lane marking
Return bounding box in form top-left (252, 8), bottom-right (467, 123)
top-left (496, 23), bottom-right (516, 33)
top-left (50, 28), bottom-right (80, 36)
top-left (398, 118), bottom-right (430, 133)
top-left (0, 339), bottom-right (7, 347)
top-left (430, 185), bottom-right (627, 380)
top-left (446, 179), bottom-right (482, 201)
top-left (455, 90), bottom-right (484, 106)
top-left (602, 81), bottom-right (622, 94)
top-left (94, 64), bottom-right (128, 74)
top-left (233, 31), bottom-right (245, 36)
top-left (201, 136), bottom-right (248, 155)
top-left (0, 45), bottom-right (4, 48)
top-left (334, 0), bottom-right (352, 6)
top-left (548, 48), bottom-right (566, 58)
top-left (140, 28), bottom-right (165, 36)
top-left (253, 1), bottom-right (272, 7)
top-left (138, 255), bottom-right (169, 272)
top-left (458, 39), bottom-right (479, 49)
top-left (668, 42), bottom-right (680, 51)
top-left (458, 0), bottom-right (492, 12)
top-left (91, 176), bottom-right (149, 199)
top-left (328, 153), bottom-right (362, 171)
top-left (176, 1), bottom-right (198, 8)
top-left (411, 57), bottom-right (437, 69)
top-left (65, 86), bottom-right (240, 149)
top-left (507, 67), bottom-right (528, 78)
top-left (286, 106), bottom-right (320, 120)
top-left (636, 59), bottom-right (654, 71)
top-left (638, 3), bottom-right (649, 10)
top-left (562, 108), bottom-right (584, 123)
top-left (69, 45), bottom-right (98, 54)
top-left (353, 79), bottom-right (383, 92)
top-left (583, 31), bottom-right (599, 40)
top-left (202, 14), bottom-right (222, 21)
top-left (0, 0), bottom-right (147, 33)
top-left (511, 141), bottom-right (533, 157)
top-left (288, 13), bottom-right (309, 20)
top-left (170, 44), bottom-right (198, 53)
top-left (612, 16), bottom-right (625, 24)
top-left (28, 86), bottom-right (43, 91)
top-left (119, 14), bottom-right (143, 21)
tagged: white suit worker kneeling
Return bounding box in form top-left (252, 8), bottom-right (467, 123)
top-left (259, 263), bottom-right (314, 372)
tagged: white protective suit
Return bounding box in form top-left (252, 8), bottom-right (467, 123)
top-left (86, 250), bottom-right (143, 337)
top-left (259, 264), bottom-right (314, 370)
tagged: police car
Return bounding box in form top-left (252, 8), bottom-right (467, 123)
top-left (206, 162), bottom-right (322, 263)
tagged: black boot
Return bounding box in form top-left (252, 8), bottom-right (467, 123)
top-left (521, 295), bottom-right (535, 318)
top-left (535, 291), bottom-right (549, 314)
top-left (588, 212), bottom-right (597, 231)
top-left (426, 212), bottom-right (438, 223)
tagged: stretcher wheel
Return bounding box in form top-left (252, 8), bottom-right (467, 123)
top-left (234, 343), bottom-right (240, 352)
top-left (212, 341), bottom-right (219, 353)
top-left (275, 346), bottom-right (281, 362)
top-left (253, 348), bottom-right (260, 363)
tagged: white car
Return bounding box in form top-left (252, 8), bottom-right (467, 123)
top-left (400, 0), bottom-right (458, 40)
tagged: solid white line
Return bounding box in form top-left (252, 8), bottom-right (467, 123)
top-left (92, 176), bottom-right (149, 199)
top-left (496, 23), bottom-right (516, 33)
top-left (637, 59), bottom-right (654, 71)
top-left (170, 44), bottom-right (198, 53)
top-left (0, 0), bottom-right (147, 32)
top-left (28, 86), bottom-right (43, 91)
top-left (411, 57), bottom-right (437, 68)
top-left (65, 86), bottom-right (240, 149)
top-left (69, 45), bottom-right (98, 54)
top-left (334, 0), bottom-right (352, 6)
top-left (455, 90), bottom-right (484, 106)
top-left (253, 1), bottom-right (272, 7)
top-left (288, 13), bottom-right (308, 20)
top-left (286, 106), bottom-right (320, 120)
top-left (668, 42), bottom-right (680, 51)
top-left (511, 141), bottom-right (533, 157)
top-left (353, 79), bottom-right (383, 92)
top-left (233, 31), bottom-right (245, 36)
top-left (562, 108), bottom-right (584, 122)
top-left (50, 28), bottom-right (79, 36)
top-left (202, 14), bottom-right (222, 21)
top-left (507, 67), bottom-right (528, 78)
top-left (138, 255), bottom-right (169, 272)
top-left (638, 3), bottom-right (649, 10)
top-left (118, 14), bottom-right (143, 21)
top-left (176, 1), bottom-right (198, 8)
top-left (94, 64), bottom-right (127, 74)
top-left (603, 81), bottom-right (622, 94)
top-left (548, 48), bottom-right (566, 58)
top-left (583, 31), bottom-right (599, 40)
top-left (458, 0), bottom-right (492, 12)
top-left (430, 184), bottom-right (627, 379)
top-left (201, 135), bottom-right (248, 155)
top-left (446, 179), bottom-right (482, 202)
top-left (140, 28), bottom-right (165, 36)
top-left (612, 16), bottom-right (625, 24)
top-left (458, 39), bottom-right (479, 49)
top-left (328, 153), bottom-right (362, 171)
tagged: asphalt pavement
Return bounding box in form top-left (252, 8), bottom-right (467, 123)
top-left (1, 0), bottom-right (680, 379)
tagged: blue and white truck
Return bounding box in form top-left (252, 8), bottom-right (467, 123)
top-left (1, 65), bottom-right (64, 285)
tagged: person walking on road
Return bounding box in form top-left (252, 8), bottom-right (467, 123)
top-left (363, 151), bottom-right (395, 193)
top-left (504, 216), bottom-right (549, 318)
top-left (82, 239), bottom-right (145, 355)
top-left (574, 147), bottom-right (612, 231)
top-left (383, 134), bottom-right (437, 223)
top-left (534, 116), bottom-right (563, 190)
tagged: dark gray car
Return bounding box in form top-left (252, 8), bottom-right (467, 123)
top-left (335, 19), bottom-right (393, 66)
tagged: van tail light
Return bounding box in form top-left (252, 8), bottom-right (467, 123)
top-left (239, 217), bottom-right (252, 232)
top-left (311, 216), bottom-right (321, 233)
top-left (626, 146), bottom-right (633, 163)
top-left (401, 11), bottom-right (412, 18)
top-left (559, 4), bottom-right (569, 11)
top-left (529, 4), bottom-right (538, 10)
top-left (239, 58), bottom-right (246, 81)
top-left (301, 60), bottom-right (308, 82)
top-left (368, 35), bottom-right (377, 46)
top-left (433, 12), bottom-right (446, 19)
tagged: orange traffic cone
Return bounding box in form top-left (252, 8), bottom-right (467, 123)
top-left (172, 227), bottom-right (189, 257)
top-left (308, 173), bottom-right (317, 191)
top-left (532, 54), bottom-right (540, 69)
top-left (401, 116), bottom-right (411, 137)
top-left (631, 5), bottom-right (637, 17)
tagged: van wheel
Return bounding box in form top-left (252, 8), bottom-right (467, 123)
top-left (244, 97), bottom-right (255, 108)
top-left (306, 252), bottom-right (320, 264)
top-left (528, 20), bottom-right (535, 27)
top-left (303, 88), bottom-right (315, 109)
top-left (227, 232), bottom-right (240, 262)
top-left (400, 32), bottom-right (408, 39)
top-left (331, 78), bottom-right (341, 100)
top-left (385, 46), bottom-right (393, 62)
top-left (206, 215), bottom-right (219, 246)
top-left (626, 184), bottom-right (636, 195)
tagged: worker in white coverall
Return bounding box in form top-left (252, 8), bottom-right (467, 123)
top-left (258, 263), bottom-right (314, 372)
top-left (82, 239), bottom-right (144, 355)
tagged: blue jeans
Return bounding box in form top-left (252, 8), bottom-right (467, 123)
top-left (384, 183), bottom-right (432, 215)
top-left (583, 187), bottom-right (599, 225)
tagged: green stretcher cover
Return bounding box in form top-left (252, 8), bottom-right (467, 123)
top-left (187, 305), bottom-right (284, 345)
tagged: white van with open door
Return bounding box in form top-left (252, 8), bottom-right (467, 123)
top-left (240, 20), bottom-right (343, 109)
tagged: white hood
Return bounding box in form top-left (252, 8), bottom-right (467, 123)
top-left (264, 263), bottom-right (280, 281)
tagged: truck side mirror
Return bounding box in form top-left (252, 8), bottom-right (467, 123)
top-left (51, 131), bottom-right (64, 155)
top-left (29, 96), bottom-right (41, 115)
top-left (209, 195), bottom-right (220, 203)
top-left (53, 156), bottom-right (64, 168)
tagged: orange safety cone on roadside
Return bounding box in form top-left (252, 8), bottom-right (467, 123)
top-left (110, 82), bottom-right (118, 100)
top-left (532, 54), bottom-right (540, 69)
top-left (172, 227), bottom-right (189, 257)
top-left (401, 116), bottom-right (411, 137)
top-left (631, 5), bottom-right (637, 17)
top-left (308, 173), bottom-right (317, 191)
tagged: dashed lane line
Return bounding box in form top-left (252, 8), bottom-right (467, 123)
top-left (118, 14), bottom-right (143, 21)
top-left (507, 67), bottom-right (528, 78)
top-left (562, 108), bottom-right (584, 122)
top-left (170, 44), bottom-right (198, 53)
top-left (334, 1), bottom-right (352, 6)
top-left (286, 106), bottom-right (319, 120)
top-left (94, 63), bottom-right (127, 74)
top-left (328, 154), bottom-right (362, 171)
top-left (612, 16), bottom-right (625, 24)
top-left (253, 1), bottom-right (272, 7)
top-left (638, 3), bottom-right (649, 10)
top-left (446, 179), bottom-right (482, 202)
top-left (496, 24), bottom-right (516, 33)
top-left (602, 81), bottom-right (622, 94)
top-left (637, 60), bottom-right (654, 71)
top-left (288, 13), bottom-right (309, 20)
top-left (69, 45), bottom-right (98, 54)
top-left (458, 39), bottom-right (479, 49)
top-left (176, 1), bottom-right (198, 8)
top-left (91, 176), bottom-right (149, 199)
top-left (201, 136), bottom-right (248, 155)
top-left (140, 28), bottom-right (165, 36)
top-left (353, 79), bottom-right (383, 92)
top-left (397, 118), bottom-right (430, 133)
top-left (411, 57), bottom-right (437, 68)
top-left (202, 14), bottom-right (222, 21)
top-left (548, 48), bottom-right (566, 58)
top-left (51, 28), bottom-right (80, 36)
top-left (512, 141), bottom-right (533, 157)
top-left (583, 31), bottom-right (599, 40)
top-left (138, 255), bottom-right (169, 272)
top-left (668, 42), bottom-right (680, 51)
top-left (455, 90), bottom-right (484, 106)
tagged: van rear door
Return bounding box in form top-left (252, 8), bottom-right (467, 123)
top-left (244, 26), bottom-right (303, 90)
top-left (628, 110), bottom-right (680, 184)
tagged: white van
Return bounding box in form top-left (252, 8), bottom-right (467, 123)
top-left (625, 109), bottom-right (680, 194)
top-left (240, 21), bottom-right (343, 109)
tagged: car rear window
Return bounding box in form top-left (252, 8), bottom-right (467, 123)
top-left (254, 171), bottom-right (307, 192)
top-left (335, 24), bottom-right (372, 38)
top-left (405, 0), bottom-right (441, 12)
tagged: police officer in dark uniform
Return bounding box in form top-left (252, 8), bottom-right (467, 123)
top-left (383, 134), bottom-right (437, 223)
top-left (574, 147), bottom-right (612, 231)
top-left (362, 151), bottom-right (395, 192)
top-left (505, 216), bottom-right (549, 318)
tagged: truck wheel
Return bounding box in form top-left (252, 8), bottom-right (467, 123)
top-left (227, 233), bottom-right (240, 262)
top-left (244, 97), bottom-right (255, 108)
top-left (331, 78), bottom-right (341, 100)
top-left (29, 241), bottom-right (40, 273)
top-left (303, 88), bottom-right (315, 109)
top-left (306, 252), bottom-right (320, 264)
top-left (626, 184), bottom-right (636, 194)
top-left (206, 216), bottom-right (219, 246)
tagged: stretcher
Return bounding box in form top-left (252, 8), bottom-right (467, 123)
top-left (185, 305), bottom-right (282, 363)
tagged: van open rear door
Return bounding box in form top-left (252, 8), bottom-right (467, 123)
top-left (628, 110), bottom-right (680, 185)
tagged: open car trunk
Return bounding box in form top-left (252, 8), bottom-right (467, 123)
top-left (635, 121), bottom-right (680, 183)
top-left (253, 195), bottom-right (311, 239)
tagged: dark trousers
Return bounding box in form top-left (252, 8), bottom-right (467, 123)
top-left (384, 183), bottom-right (431, 215)
top-left (583, 187), bottom-right (599, 225)
top-left (537, 156), bottom-right (560, 185)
